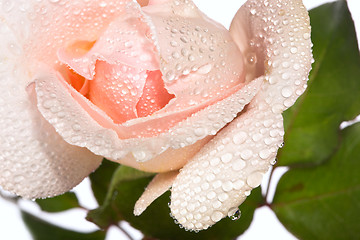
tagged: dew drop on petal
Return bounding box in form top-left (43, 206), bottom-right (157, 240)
top-left (247, 172), bottom-right (263, 188)
top-left (211, 211), bottom-right (224, 222)
top-left (228, 207), bottom-right (241, 220)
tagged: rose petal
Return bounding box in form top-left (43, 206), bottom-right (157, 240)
top-left (134, 171), bottom-right (178, 216)
top-left (170, 97), bottom-right (284, 230)
top-left (58, 3), bottom-right (159, 79)
top-left (118, 136), bottom-right (212, 172)
top-left (143, 0), bottom-right (246, 111)
top-left (35, 70), bottom-right (261, 166)
top-left (169, 0), bottom-right (313, 230)
top-left (136, 70), bottom-right (175, 117)
top-left (0, 0), bottom-right (135, 74)
top-left (230, 0), bottom-right (313, 113)
top-left (88, 62), bottom-right (147, 123)
top-left (148, 0), bottom-right (168, 5)
top-left (0, 24), bottom-right (102, 198)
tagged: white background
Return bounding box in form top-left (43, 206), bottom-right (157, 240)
top-left (1, 0), bottom-right (360, 239)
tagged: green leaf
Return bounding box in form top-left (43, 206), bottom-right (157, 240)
top-left (87, 165), bottom-right (154, 228)
top-left (89, 159), bottom-right (119, 205)
top-left (125, 187), bottom-right (262, 240)
top-left (278, 0), bottom-right (360, 166)
top-left (88, 167), bottom-right (263, 240)
top-left (22, 211), bottom-right (105, 240)
top-left (272, 122), bottom-right (360, 240)
top-left (36, 192), bottom-right (80, 212)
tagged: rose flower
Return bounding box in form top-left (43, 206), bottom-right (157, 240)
top-left (0, 0), bottom-right (312, 231)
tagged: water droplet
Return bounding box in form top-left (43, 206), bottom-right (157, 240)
top-left (259, 149), bottom-right (271, 159)
top-left (221, 153), bottom-right (233, 163)
top-left (207, 191), bottom-right (216, 199)
top-left (99, 1), bottom-right (107, 7)
top-left (124, 41), bottom-right (133, 48)
top-left (132, 150), bottom-right (148, 161)
top-left (290, 47), bottom-right (298, 54)
top-left (281, 72), bottom-right (290, 80)
top-left (182, 68), bottom-right (190, 75)
top-left (281, 87), bottom-right (293, 98)
top-left (240, 149), bottom-right (253, 160)
top-left (197, 64), bottom-right (212, 74)
top-left (165, 70), bottom-right (175, 82)
top-left (246, 52), bottom-right (257, 65)
top-left (228, 207), bottom-right (241, 220)
top-left (270, 158), bottom-right (277, 165)
top-left (206, 173), bottom-right (215, 182)
top-left (170, 40), bottom-right (179, 47)
top-left (201, 182), bottom-right (209, 190)
top-left (211, 211), bottom-right (224, 222)
top-left (212, 180), bottom-right (222, 189)
top-left (293, 63), bottom-right (300, 70)
top-left (199, 206), bottom-right (207, 213)
top-left (232, 159), bottom-right (246, 171)
top-left (247, 172), bottom-right (263, 188)
top-left (180, 36), bottom-right (189, 43)
top-left (233, 179), bottom-right (245, 190)
top-left (282, 61), bottom-right (290, 68)
top-left (213, 200), bottom-right (222, 208)
top-left (303, 33), bottom-right (310, 40)
top-left (188, 54), bottom-right (195, 61)
top-left (210, 157), bottom-right (220, 166)
top-left (72, 123), bottom-right (81, 131)
top-left (193, 176), bottom-right (201, 184)
top-left (222, 181), bottom-right (233, 192)
top-left (233, 131), bottom-right (247, 145)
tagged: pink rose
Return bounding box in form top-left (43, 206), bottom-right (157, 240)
top-left (0, 0), bottom-right (312, 230)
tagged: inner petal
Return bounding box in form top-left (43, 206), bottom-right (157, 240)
top-left (88, 61), bottom-right (147, 124)
top-left (136, 70), bottom-right (175, 118)
top-left (58, 6), bottom-right (159, 80)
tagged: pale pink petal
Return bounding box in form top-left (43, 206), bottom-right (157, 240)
top-left (143, 0), bottom-right (246, 111)
top-left (169, 0), bottom-right (313, 230)
top-left (58, 4), bottom-right (159, 79)
top-left (120, 82), bottom-right (246, 137)
top-left (118, 136), bottom-right (212, 172)
top-left (35, 70), bottom-right (261, 167)
top-left (134, 171), bottom-right (178, 216)
top-left (148, 0), bottom-right (169, 5)
top-left (88, 62), bottom-right (147, 124)
top-left (230, 0), bottom-right (313, 113)
top-left (170, 98), bottom-right (284, 230)
top-left (136, 70), bottom-right (175, 118)
top-left (1, 0), bottom-right (136, 75)
top-left (0, 25), bottom-right (102, 198)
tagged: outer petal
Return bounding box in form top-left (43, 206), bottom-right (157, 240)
top-left (230, 0), bottom-right (313, 112)
top-left (35, 71), bottom-right (261, 165)
top-left (134, 171), bottom-right (178, 215)
top-left (170, 0), bottom-right (313, 230)
top-left (0, 24), bottom-right (102, 198)
top-left (58, 3), bottom-right (159, 80)
top-left (143, 0), bottom-right (246, 111)
top-left (0, 0), bottom-right (135, 80)
top-left (170, 97), bottom-right (283, 230)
